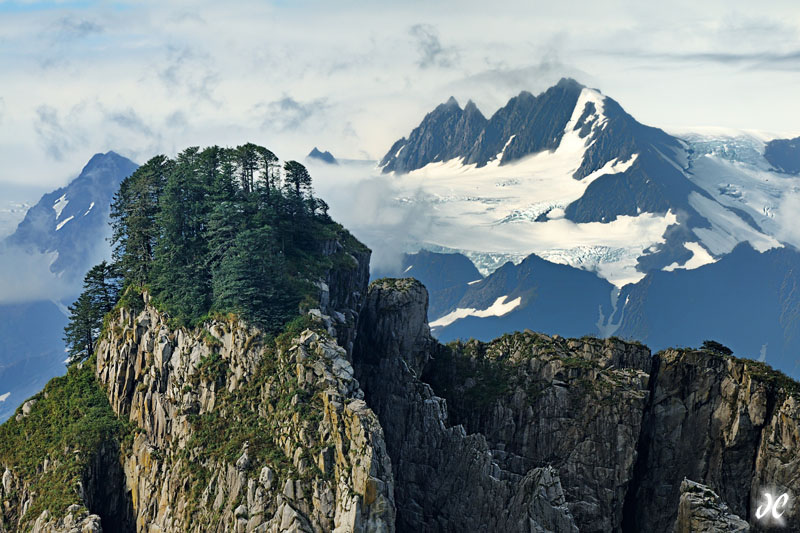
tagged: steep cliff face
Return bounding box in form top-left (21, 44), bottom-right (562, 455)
top-left (82, 233), bottom-right (389, 533)
top-left (353, 279), bottom-right (578, 532)
top-left (354, 279), bottom-right (800, 533)
top-left (95, 302), bottom-right (394, 532)
top-left (625, 349), bottom-right (800, 532)
top-left (424, 333), bottom-right (651, 532)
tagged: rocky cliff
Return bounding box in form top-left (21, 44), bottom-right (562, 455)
top-left (353, 279), bottom-right (578, 532)
top-left (92, 299), bottom-right (394, 533)
top-left (352, 278), bottom-right (800, 532)
top-left (1, 234), bottom-right (382, 533)
top-left (3, 267), bottom-right (800, 532)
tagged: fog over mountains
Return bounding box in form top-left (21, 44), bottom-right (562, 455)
top-left (0, 152), bottom-right (137, 420)
top-left (1, 78), bottom-right (799, 420)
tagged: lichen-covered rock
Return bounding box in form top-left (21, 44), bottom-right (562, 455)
top-left (673, 479), bottom-right (749, 532)
top-left (29, 505), bottom-right (103, 533)
top-left (95, 303), bottom-right (395, 532)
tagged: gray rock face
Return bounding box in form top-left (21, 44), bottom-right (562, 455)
top-left (425, 333), bottom-right (651, 532)
top-left (355, 280), bottom-right (800, 533)
top-left (625, 349), bottom-right (800, 532)
top-left (379, 97), bottom-right (487, 174)
top-left (94, 304), bottom-right (394, 533)
top-left (673, 479), bottom-right (749, 532)
top-left (354, 278), bottom-right (578, 532)
top-left (466, 79), bottom-right (583, 168)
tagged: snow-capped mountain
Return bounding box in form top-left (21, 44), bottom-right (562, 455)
top-left (378, 78), bottom-right (798, 287)
top-left (0, 151), bottom-right (137, 421)
top-left (5, 151), bottom-right (138, 282)
top-left (376, 79), bottom-right (800, 378)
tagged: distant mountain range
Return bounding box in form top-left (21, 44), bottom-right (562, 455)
top-left (0, 151), bottom-right (137, 421)
top-left (374, 79), bottom-right (800, 377)
top-left (379, 244), bottom-right (800, 378)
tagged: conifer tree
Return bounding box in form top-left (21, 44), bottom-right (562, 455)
top-left (283, 160), bottom-right (312, 201)
top-left (151, 147), bottom-right (211, 322)
top-left (63, 261), bottom-right (121, 363)
top-left (84, 261), bottom-right (121, 315)
top-left (63, 292), bottom-right (96, 363)
top-left (212, 226), bottom-right (295, 331)
top-left (110, 155), bottom-right (170, 286)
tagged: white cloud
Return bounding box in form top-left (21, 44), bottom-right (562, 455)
top-left (775, 192), bottom-right (800, 249)
top-left (0, 245), bottom-right (74, 304)
top-left (0, 0), bottom-right (798, 191)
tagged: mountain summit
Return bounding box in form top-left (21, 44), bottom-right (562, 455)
top-left (5, 151), bottom-right (138, 280)
top-left (307, 147), bottom-right (338, 165)
top-left (376, 79), bottom-right (795, 279)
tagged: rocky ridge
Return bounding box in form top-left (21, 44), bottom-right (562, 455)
top-left (92, 300), bottom-right (394, 532)
top-left (354, 278), bottom-right (578, 532)
top-left (3, 266), bottom-right (800, 532)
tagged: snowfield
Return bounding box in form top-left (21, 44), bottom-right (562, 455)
top-left (53, 193), bottom-right (68, 219)
top-left (429, 295), bottom-right (522, 329)
top-left (313, 95), bottom-right (800, 290)
top-left (383, 88), bottom-right (675, 286)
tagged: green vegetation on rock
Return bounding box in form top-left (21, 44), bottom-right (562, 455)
top-left (0, 356), bottom-right (131, 526)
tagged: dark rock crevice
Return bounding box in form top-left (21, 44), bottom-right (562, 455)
top-left (83, 439), bottom-right (135, 533)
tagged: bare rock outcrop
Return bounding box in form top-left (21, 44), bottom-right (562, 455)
top-left (626, 349), bottom-right (800, 532)
top-left (673, 479), bottom-right (749, 532)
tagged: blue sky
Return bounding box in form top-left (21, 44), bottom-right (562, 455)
top-left (0, 0), bottom-right (799, 188)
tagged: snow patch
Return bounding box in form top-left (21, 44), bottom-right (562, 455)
top-left (430, 295), bottom-right (522, 328)
top-left (56, 215), bottom-right (74, 231)
top-left (497, 134), bottom-right (517, 159)
top-left (83, 202), bottom-right (95, 216)
top-left (53, 194), bottom-right (68, 219)
top-left (467, 279), bottom-right (482, 285)
top-left (688, 193), bottom-right (781, 255)
top-left (403, 265), bottom-right (413, 273)
top-left (663, 242), bottom-right (717, 272)
top-left (0, 392), bottom-right (9, 403)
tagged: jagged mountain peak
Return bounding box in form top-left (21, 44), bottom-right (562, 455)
top-left (381, 79), bottom-right (592, 173)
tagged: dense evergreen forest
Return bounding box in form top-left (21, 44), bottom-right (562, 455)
top-left (64, 143), bottom-right (363, 360)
